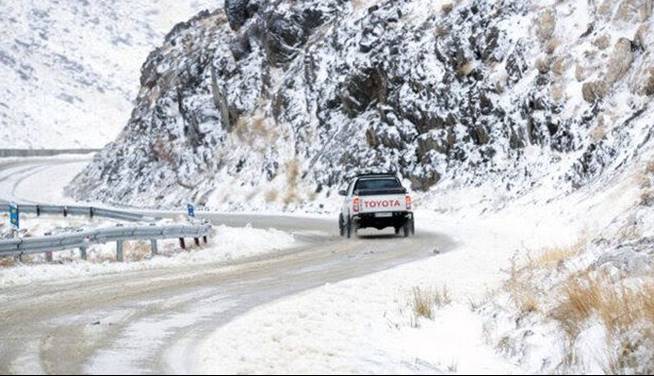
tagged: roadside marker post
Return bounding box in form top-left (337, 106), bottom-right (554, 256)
top-left (9, 203), bottom-right (19, 238)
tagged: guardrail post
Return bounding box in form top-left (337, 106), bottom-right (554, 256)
top-left (80, 247), bottom-right (87, 261)
top-left (150, 239), bottom-right (158, 256)
top-left (63, 206), bottom-right (68, 217)
top-left (194, 237), bottom-right (200, 247)
top-left (45, 251), bottom-right (53, 263)
top-left (179, 238), bottom-right (186, 250)
top-left (89, 207), bottom-right (94, 218)
top-left (116, 240), bottom-right (124, 262)
top-left (203, 236), bottom-right (208, 244)
top-left (36, 205), bottom-right (41, 216)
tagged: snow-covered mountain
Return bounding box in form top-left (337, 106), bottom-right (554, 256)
top-left (68, 0), bottom-right (654, 212)
top-left (0, 0), bottom-right (216, 149)
top-left (14, 0), bottom-right (654, 372)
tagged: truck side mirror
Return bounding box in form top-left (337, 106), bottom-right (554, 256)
top-left (338, 190), bottom-right (347, 196)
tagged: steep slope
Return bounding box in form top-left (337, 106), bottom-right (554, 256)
top-left (69, 0), bottom-right (654, 213)
top-left (0, 0), bottom-right (215, 149)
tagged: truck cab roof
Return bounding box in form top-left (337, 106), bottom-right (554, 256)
top-left (353, 172), bottom-right (398, 180)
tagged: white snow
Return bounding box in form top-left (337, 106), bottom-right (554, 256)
top-left (191, 209), bottom-right (520, 374)
top-left (0, 224), bottom-right (295, 289)
top-left (0, 0), bottom-right (217, 149)
top-left (191, 141), bottom-right (650, 374)
top-left (0, 155), bottom-right (91, 204)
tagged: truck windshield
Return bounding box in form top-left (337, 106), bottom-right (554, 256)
top-left (354, 178), bottom-right (401, 191)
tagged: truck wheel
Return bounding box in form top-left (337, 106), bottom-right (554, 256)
top-left (339, 215), bottom-right (345, 237)
top-left (346, 218), bottom-right (353, 238)
top-left (410, 218), bottom-right (415, 235)
top-left (402, 221), bottom-right (410, 237)
top-left (394, 227), bottom-right (400, 235)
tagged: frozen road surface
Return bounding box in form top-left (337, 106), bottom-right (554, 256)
top-left (0, 157), bottom-right (456, 374)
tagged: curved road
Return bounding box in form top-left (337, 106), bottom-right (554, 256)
top-left (0, 157), bottom-right (455, 374)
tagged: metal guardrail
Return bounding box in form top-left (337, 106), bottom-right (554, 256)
top-left (0, 202), bottom-right (212, 262)
top-left (8, 204), bottom-right (149, 222)
top-left (0, 224), bottom-right (212, 258)
top-left (0, 149), bottom-right (100, 157)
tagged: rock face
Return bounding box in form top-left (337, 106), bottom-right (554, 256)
top-left (68, 0), bottom-right (654, 210)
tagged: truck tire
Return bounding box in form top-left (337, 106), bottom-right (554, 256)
top-left (346, 217), bottom-right (353, 238)
top-left (410, 218), bottom-right (415, 235)
top-left (402, 221), bottom-right (410, 237)
top-left (339, 214), bottom-right (345, 237)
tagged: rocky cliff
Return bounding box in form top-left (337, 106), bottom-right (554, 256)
top-left (68, 0), bottom-right (654, 210)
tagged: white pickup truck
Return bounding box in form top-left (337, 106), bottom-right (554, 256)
top-left (338, 173), bottom-right (415, 238)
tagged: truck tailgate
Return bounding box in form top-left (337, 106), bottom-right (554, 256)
top-left (359, 194), bottom-right (408, 213)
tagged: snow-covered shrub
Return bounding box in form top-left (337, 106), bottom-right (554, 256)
top-left (410, 285), bottom-right (452, 324)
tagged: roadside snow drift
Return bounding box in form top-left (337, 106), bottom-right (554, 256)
top-left (0, 225), bottom-right (295, 288)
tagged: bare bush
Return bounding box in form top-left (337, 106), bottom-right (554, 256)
top-left (506, 262), bottom-right (540, 314)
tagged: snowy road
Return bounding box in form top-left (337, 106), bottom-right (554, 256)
top-left (0, 157), bottom-right (455, 374)
top-left (0, 156), bottom-right (92, 204)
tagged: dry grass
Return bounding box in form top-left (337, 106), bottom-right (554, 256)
top-left (234, 114), bottom-right (278, 147)
top-left (283, 159), bottom-right (301, 206)
top-left (531, 240), bottom-right (584, 269)
top-left (506, 264), bottom-right (540, 314)
top-left (552, 273), bottom-right (654, 338)
top-left (411, 286), bottom-right (452, 321)
top-left (264, 189), bottom-right (278, 203)
top-left (506, 240), bottom-right (586, 315)
top-left (125, 240), bottom-right (152, 262)
top-left (0, 256), bottom-right (16, 267)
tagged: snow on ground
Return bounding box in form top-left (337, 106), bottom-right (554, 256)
top-left (192, 209), bottom-right (523, 374)
top-left (0, 212), bottom-right (122, 239)
top-left (192, 159), bottom-right (643, 374)
top-left (0, 155), bottom-right (92, 204)
top-left (0, 224), bottom-right (295, 289)
top-left (0, 0), bottom-right (216, 149)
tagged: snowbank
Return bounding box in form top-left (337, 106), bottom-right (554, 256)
top-left (192, 210), bottom-right (526, 374)
top-left (0, 225), bottom-right (295, 288)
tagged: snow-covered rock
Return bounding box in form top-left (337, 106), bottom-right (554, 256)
top-left (68, 0), bottom-right (654, 214)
